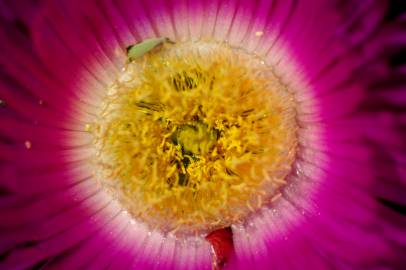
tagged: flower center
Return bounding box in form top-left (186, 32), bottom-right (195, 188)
top-left (90, 41), bottom-right (298, 236)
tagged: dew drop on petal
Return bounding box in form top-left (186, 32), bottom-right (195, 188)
top-left (24, 140), bottom-right (32, 149)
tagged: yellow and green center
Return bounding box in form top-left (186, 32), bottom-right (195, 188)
top-left (90, 42), bottom-right (297, 236)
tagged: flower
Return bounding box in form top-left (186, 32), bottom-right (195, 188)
top-left (0, 0), bottom-right (405, 269)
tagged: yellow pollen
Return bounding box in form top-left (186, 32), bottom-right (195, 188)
top-left (91, 42), bottom-right (297, 235)
top-left (85, 124), bottom-right (92, 132)
top-left (255, 31), bottom-right (264, 37)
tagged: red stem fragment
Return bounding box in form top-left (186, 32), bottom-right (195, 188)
top-left (205, 227), bottom-right (234, 270)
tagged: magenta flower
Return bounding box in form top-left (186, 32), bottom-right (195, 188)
top-left (0, 0), bottom-right (405, 269)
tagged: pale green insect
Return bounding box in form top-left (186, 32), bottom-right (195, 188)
top-left (126, 37), bottom-right (174, 61)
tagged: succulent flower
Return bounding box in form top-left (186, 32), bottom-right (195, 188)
top-left (0, 0), bottom-right (405, 269)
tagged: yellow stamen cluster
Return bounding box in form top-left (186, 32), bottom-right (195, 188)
top-left (91, 42), bottom-right (297, 236)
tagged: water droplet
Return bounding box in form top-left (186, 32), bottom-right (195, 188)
top-left (255, 31), bottom-right (264, 37)
top-left (24, 140), bottom-right (32, 149)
